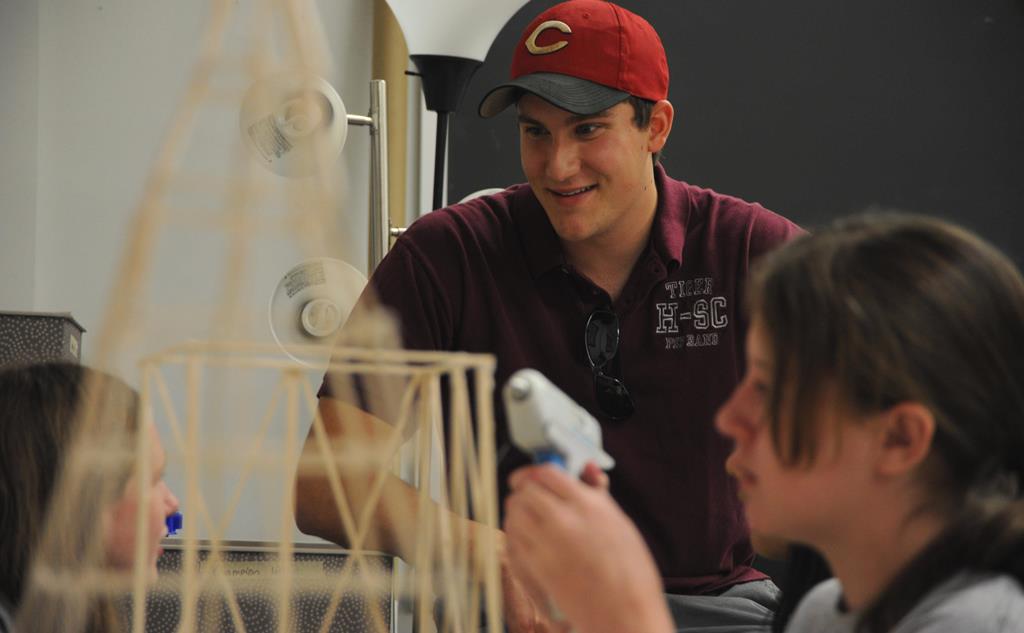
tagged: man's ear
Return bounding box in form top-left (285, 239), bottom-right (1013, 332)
top-left (647, 100), bottom-right (674, 153)
top-left (875, 402), bottom-right (936, 477)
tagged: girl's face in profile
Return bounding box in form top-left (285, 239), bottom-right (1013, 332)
top-left (715, 319), bottom-right (882, 548)
top-left (103, 425), bottom-right (179, 576)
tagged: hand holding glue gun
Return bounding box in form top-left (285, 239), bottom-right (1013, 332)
top-left (503, 370), bottom-right (669, 633)
top-left (503, 369), bottom-right (623, 632)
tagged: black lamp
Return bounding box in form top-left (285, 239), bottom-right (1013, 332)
top-left (385, 0), bottom-right (529, 210)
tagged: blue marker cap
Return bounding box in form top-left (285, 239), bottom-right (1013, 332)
top-left (165, 512), bottom-right (183, 536)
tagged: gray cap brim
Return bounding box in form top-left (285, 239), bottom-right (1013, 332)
top-left (478, 73), bottom-right (630, 118)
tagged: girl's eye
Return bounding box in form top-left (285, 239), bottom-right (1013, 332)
top-left (522, 126), bottom-right (547, 138)
top-left (576, 123), bottom-right (600, 136)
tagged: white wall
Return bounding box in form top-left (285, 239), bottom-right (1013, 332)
top-left (0, 0), bottom-right (39, 310)
top-left (5, 0), bottom-right (382, 543)
top-left (34, 0), bottom-right (374, 345)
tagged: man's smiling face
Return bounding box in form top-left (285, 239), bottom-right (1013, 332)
top-left (517, 94), bottom-right (660, 249)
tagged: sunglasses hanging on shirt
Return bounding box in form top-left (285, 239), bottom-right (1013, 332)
top-left (584, 307), bottom-right (635, 420)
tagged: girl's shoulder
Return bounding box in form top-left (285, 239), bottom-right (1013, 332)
top-left (895, 572), bottom-right (1024, 633)
top-left (786, 573), bottom-right (1024, 633)
top-left (785, 578), bottom-right (857, 633)
top-left (0, 598), bottom-right (13, 633)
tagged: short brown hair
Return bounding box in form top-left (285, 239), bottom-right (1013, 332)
top-left (626, 95), bottom-right (662, 165)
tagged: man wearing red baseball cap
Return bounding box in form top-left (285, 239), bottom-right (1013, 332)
top-left (300, 2), bottom-right (801, 631)
top-left (478, 0), bottom-right (669, 118)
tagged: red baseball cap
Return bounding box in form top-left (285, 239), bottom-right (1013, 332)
top-left (478, 0), bottom-right (669, 118)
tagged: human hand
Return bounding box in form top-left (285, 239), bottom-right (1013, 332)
top-left (503, 465), bottom-right (673, 633)
top-left (500, 548), bottom-right (571, 633)
top-left (578, 461), bottom-right (609, 490)
top-left (494, 530), bottom-right (569, 633)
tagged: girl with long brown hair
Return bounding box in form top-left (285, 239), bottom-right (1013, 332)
top-left (0, 363), bottom-right (178, 632)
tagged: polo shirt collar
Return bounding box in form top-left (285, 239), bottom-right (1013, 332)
top-left (652, 163), bottom-right (686, 270)
top-left (516, 163), bottom-right (688, 279)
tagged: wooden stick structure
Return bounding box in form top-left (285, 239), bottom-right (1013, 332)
top-left (14, 0), bottom-right (507, 631)
top-left (133, 342), bottom-right (499, 632)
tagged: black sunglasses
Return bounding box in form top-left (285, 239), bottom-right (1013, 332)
top-left (584, 308), bottom-right (635, 420)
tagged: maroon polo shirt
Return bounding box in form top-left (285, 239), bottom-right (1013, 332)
top-left (320, 164), bottom-right (801, 594)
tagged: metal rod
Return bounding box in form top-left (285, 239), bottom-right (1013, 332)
top-left (432, 110), bottom-right (449, 212)
top-left (346, 114), bottom-right (374, 126)
top-left (367, 79), bottom-right (390, 272)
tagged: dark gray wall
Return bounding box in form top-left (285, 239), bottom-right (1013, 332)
top-left (448, 0), bottom-right (1024, 263)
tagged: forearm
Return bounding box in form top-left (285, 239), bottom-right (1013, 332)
top-left (294, 397), bottom-right (494, 566)
top-left (295, 456), bottom-right (435, 556)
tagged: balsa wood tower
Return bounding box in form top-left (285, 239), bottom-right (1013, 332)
top-left (16, 1), bottom-right (501, 631)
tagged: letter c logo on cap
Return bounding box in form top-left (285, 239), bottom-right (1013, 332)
top-left (526, 20), bottom-right (572, 55)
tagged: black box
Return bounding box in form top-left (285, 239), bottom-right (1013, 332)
top-left (0, 311), bottom-right (86, 367)
top-left (145, 540), bottom-right (393, 632)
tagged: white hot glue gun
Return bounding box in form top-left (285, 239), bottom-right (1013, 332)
top-left (503, 368), bottom-right (615, 477)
